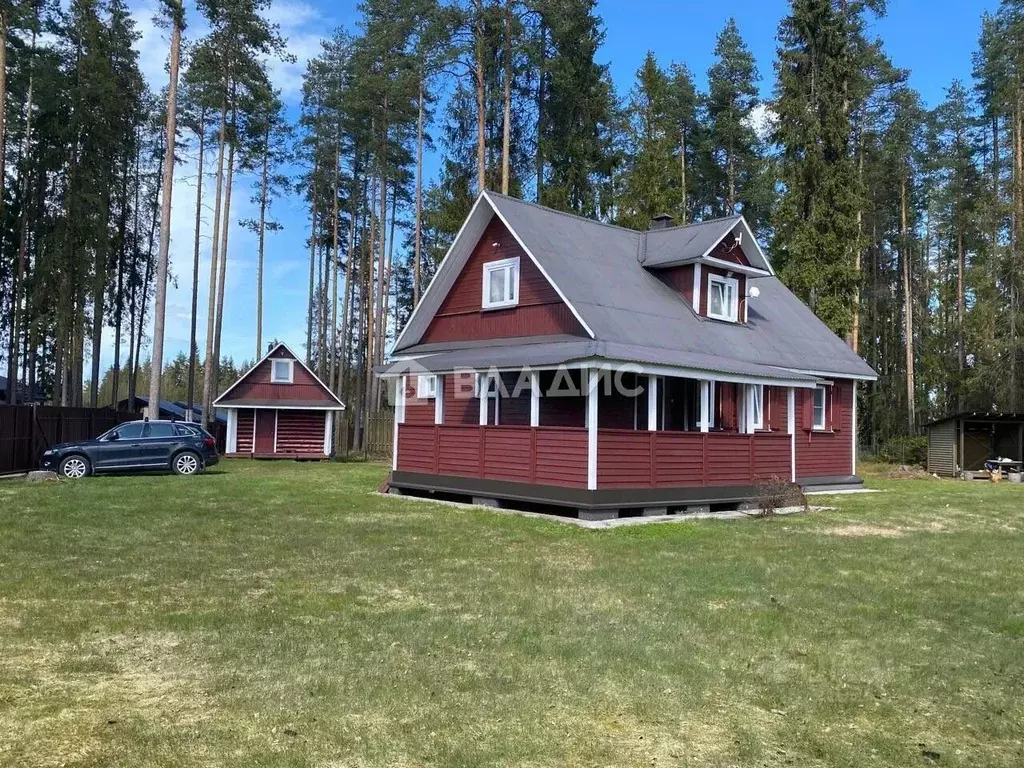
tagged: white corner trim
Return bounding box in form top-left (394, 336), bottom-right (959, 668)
top-left (226, 409), bottom-right (238, 453)
top-left (851, 381), bottom-right (857, 476)
top-left (483, 191), bottom-right (597, 340)
top-left (788, 387), bottom-right (796, 482)
top-left (324, 411), bottom-right (334, 456)
top-left (692, 263), bottom-right (702, 314)
top-left (273, 410), bottom-right (279, 453)
top-left (647, 375), bottom-right (658, 431)
top-left (434, 375), bottom-right (444, 424)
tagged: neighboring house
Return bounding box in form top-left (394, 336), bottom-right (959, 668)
top-left (117, 396), bottom-right (226, 425)
top-left (379, 192), bottom-right (877, 518)
top-left (214, 342), bottom-right (345, 459)
top-left (0, 375), bottom-right (47, 404)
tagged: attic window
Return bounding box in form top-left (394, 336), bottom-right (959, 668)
top-left (482, 257), bottom-right (519, 310)
top-left (707, 274), bottom-right (739, 322)
top-left (271, 359), bottom-right (294, 384)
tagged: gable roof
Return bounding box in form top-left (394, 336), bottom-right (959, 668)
top-left (214, 342), bottom-right (345, 408)
top-left (393, 193), bottom-right (876, 381)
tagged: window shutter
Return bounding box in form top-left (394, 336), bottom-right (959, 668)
top-left (802, 390), bottom-right (812, 430)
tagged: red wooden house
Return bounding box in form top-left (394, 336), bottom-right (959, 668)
top-left (215, 342), bottom-right (345, 459)
top-left (380, 193), bottom-right (876, 519)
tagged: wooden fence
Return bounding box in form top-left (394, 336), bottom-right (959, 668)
top-left (0, 405), bottom-right (141, 475)
top-left (335, 408), bottom-right (394, 459)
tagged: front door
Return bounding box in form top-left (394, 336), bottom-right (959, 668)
top-left (254, 410), bottom-right (276, 454)
top-left (95, 421), bottom-right (147, 469)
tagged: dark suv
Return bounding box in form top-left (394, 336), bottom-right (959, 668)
top-left (40, 420), bottom-right (220, 479)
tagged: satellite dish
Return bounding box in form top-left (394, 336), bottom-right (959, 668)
top-left (748, 286), bottom-right (761, 299)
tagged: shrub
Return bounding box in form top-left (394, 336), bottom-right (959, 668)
top-left (751, 476), bottom-right (809, 518)
top-left (877, 435), bottom-right (928, 467)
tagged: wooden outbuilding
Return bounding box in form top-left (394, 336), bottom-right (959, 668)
top-left (925, 413), bottom-right (1024, 477)
top-left (215, 342), bottom-right (345, 459)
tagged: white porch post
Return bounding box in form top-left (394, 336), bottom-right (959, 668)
top-left (478, 373), bottom-right (488, 426)
top-left (226, 409), bottom-right (238, 453)
top-left (393, 375), bottom-right (406, 471)
top-left (434, 374), bottom-right (444, 424)
top-left (324, 411), bottom-right (334, 455)
top-left (587, 367), bottom-right (599, 490)
top-left (647, 375), bottom-right (659, 431)
top-left (699, 380), bottom-right (711, 433)
top-left (787, 387), bottom-right (796, 483)
top-left (530, 371), bottom-right (540, 427)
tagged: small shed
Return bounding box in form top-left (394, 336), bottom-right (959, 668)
top-left (925, 412), bottom-right (1024, 477)
top-left (214, 342), bottom-right (345, 459)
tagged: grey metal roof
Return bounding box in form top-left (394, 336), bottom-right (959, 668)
top-left (642, 216), bottom-right (742, 266)
top-left (393, 192), bottom-right (876, 381)
top-left (924, 412), bottom-right (1024, 428)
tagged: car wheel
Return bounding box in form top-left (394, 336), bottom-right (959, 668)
top-left (172, 451), bottom-right (202, 476)
top-left (59, 455), bottom-right (90, 479)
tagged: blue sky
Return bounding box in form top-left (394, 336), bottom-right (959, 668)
top-left (122, 0), bottom-right (997, 373)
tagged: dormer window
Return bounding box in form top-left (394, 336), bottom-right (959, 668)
top-left (482, 257), bottom-right (519, 310)
top-left (707, 274), bottom-right (739, 322)
top-left (271, 359), bottom-right (294, 384)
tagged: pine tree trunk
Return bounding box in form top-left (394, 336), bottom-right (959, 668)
top-left (256, 123), bottom-right (270, 360)
top-left (187, 114), bottom-right (206, 417)
top-left (851, 138), bottom-right (863, 352)
top-left (202, 101), bottom-right (229, 426)
top-left (329, 138), bottom-right (340, 390)
top-left (680, 130), bottom-right (687, 223)
top-left (6, 20), bottom-right (34, 404)
top-left (212, 138), bottom-right (236, 397)
top-left (148, 12), bottom-right (182, 408)
top-left (474, 0), bottom-right (486, 194)
top-left (536, 19), bottom-right (545, 202)
top-left (372, 110), bottom-right (389, 412)
top-left (306, 153), bottom-right (319, 365)
top-left (901, 172), bottom-right (915, 433)
top-left (90, 186), bottom-right (111, 407)
top-left (414, 78), bottom-right (424, 306)
top-left (501, 0), bottom-right (512, 195)
top-left (339, 157), bottom-right (360, 410)
top-left (112, 148), bottom-right (129, 407)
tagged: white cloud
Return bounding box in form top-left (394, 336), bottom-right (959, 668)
top-left (746, 103), bottom-right (777, 142)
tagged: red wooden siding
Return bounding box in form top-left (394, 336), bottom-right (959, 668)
top-left (795, 380), bottom-right (854, 478)
top-left (699, 265), bottom-right (747, 320)
top-left (236, 409), bottom-right (254, 452)
top-left (276, 410), bottom-right (326, 454)
top-left (420, 217), bottom-right (587, 344)
top-left (396, 424), bottom-right (588, 488)
top-left (595, 430), bottom-right (793, 490)
top-left (656, 264), bottom-right (696, 308)
top-left (443, 373), bottom-right (479, 425)
top-left (403, 376), bottom-right (435, 425)
top-left (707, 234), bottom-right (750, 266)
top-left (222, 354), bottom-right (335, 404)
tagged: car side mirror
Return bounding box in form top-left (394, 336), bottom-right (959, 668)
top-left (109, 431), bottom-right (120, 441)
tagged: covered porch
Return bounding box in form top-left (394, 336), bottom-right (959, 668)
top-left (391, 365), bottom-right (825, 516)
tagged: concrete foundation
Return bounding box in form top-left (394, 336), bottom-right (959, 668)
top-left (642, 506), bottom-right (669, 517)
top-left (683, 504), bottom-right (711, 515)
top-left (387, 487), bottom-right (404, 495)
top-left (472, 496), bottom-right (501, 508)
top-left (578, 509), bottom-right (619, 521)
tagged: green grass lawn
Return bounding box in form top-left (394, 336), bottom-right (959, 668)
top-left (1, 460), bottom-right (1023, 767)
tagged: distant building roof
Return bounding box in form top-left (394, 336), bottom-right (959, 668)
top-left (118, 396), bottom-right (227, 423)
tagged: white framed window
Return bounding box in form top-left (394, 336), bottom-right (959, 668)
top-left (482, 257), bottom-right (520, 310)
top-left (812, 386), bottom-right (827, 430)
top-left (707, 274), bottom-right (739, 322)
top-left (271, 359), bottom-right (294, 384)
top-left (416, 374), bottom-right (437, 400)
top-left (749, 384), bottom-right (764, 430)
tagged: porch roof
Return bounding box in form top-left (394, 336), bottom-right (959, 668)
top-left (381, 338), bottom-right (823, 388)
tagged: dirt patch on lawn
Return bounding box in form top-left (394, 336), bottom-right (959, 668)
top-left (820, 524), bottom-right (907, 538)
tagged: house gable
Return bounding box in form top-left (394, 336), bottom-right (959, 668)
top-left (215, 343), bottom-right (344, 407)
top-left (420, 217), bottom-right (588, 345)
